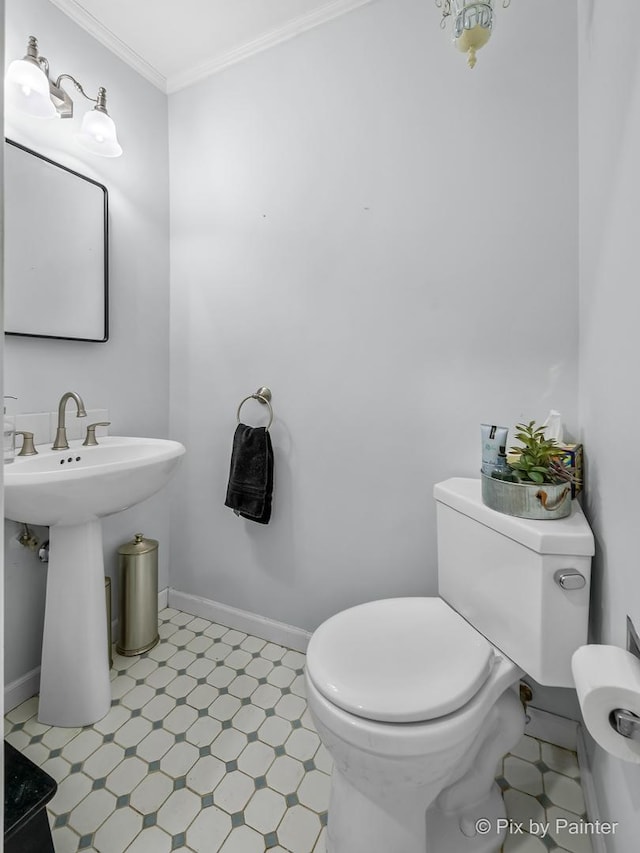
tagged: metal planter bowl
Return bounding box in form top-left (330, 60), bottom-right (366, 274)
top-left (481, 473), bottom-right (572, 520)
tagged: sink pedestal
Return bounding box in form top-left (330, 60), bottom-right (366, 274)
top-left (38, 521), bottom-right (111, 727)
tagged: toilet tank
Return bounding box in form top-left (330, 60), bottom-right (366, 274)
top-left (434, 478), bottom-right (595, 688)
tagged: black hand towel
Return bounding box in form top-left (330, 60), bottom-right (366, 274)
top-left (225, 424), bottom-right (274, 524)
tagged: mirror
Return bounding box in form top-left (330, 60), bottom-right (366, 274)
top-left (4, 139), bottom-right (109, 342)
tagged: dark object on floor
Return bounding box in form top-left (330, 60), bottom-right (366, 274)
top-left (225, 423), bottom-right (274, 524)
top-left (4, 740), bottom-right (57, 853)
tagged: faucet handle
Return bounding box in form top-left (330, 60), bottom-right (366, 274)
top-left (82, 422), bottom-right (111, 447)
top-left (16, 431), bottom-right (38, 456)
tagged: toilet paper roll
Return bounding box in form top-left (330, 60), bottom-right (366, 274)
top-left (572, 644), bottom-right (640, 763)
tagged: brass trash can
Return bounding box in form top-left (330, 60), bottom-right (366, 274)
top-left (117, 533), bottom-right (159, 656)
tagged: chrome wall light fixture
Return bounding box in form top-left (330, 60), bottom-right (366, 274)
top-left (436, 0), bottom-right (511, 68)
top-left (5, 35), bottom-right (122, 157)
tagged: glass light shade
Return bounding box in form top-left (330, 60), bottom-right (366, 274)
top-left (5, 58), bottom-right (57, 118)
top-left (75, 107), bottom-right (123, 158)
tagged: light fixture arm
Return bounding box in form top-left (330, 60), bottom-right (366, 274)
top-left (55, 73), bottom-right (96, 103)
top-left (437, 0), bottom-right (510, 22)
top-left (50, 75), bottom-right (108, 120)
top-left (437, 0), bottom-right (452, 28)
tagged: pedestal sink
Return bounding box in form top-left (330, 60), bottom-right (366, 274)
top-left (4, 436), bottom-right (185, 726)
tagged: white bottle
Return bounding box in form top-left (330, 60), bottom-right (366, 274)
top-left (4, 395), bottom-right (17, 464)
top-left (543, 409), bottom-right (564, 444)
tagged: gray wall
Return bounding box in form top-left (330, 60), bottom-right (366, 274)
top-left (3, 0), bottom-right (171, 685)
top-left (578, 1), bottom-right (640, 848)
top-left (168, 0), bottom-right (580, 639)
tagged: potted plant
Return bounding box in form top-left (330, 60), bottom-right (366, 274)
top-left (482, 421), bottom-right (578, 519)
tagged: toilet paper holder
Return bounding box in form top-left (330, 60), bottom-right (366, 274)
top-left (610, 708), bottom-right (640, 740)
top-left (608, 617), bottom-right (640, 740)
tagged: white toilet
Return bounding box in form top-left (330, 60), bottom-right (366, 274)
top-left (305, 478), bottom-right (595, 853)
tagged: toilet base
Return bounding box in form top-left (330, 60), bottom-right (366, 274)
top-left (325, 776), bottom-right (506, 853)
top-left (321, 684), bottom-right (525, 853)
top-left (426, 783), bottom-right (506, 853)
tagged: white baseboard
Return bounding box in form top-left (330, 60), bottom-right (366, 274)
top-left (4, 666), bottom-right (40, 713)
top-left (525, 706), bottom-right (579, 751)
top-left (158, 587), bottom-right (169, 610)
top-left (167, 589), bottom-right (312, 653)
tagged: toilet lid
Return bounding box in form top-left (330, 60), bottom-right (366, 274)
top-left (306, 598), bottom-right (495, 723)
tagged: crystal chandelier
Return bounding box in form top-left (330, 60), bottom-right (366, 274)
top-left (436, 0), bottom-right (511, 68)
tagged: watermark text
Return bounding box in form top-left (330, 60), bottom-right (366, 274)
top-left (474, 817), bottom-right (618, 838)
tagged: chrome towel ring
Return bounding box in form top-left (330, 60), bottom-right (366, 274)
top-left (236, 387), bottom-right (273, 431)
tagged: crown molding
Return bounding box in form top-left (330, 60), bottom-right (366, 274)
top-left (48, 0), bottom-right (373, 95)
top-left (47, 0), bottom-right (167, 91)
top-left (166, 0), bottom-right (373, 93)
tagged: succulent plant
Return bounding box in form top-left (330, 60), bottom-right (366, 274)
top-left (508, 421), bottom-right (569, 485)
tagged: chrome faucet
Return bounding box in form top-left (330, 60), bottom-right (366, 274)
top-left (52, 392), bottom-right (87, 450)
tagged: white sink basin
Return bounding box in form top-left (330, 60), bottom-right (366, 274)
top-left (4, 435), bottom-right (185, 728)
top-left (4, 436), bottom-right (185, 526)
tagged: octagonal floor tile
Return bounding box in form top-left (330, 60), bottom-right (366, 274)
top-left (244, 787), bottom-right (287, 834)
top-left (156, 787), bottom-right (201, 836)
top-left (187, 805), bottom-right (232, 852)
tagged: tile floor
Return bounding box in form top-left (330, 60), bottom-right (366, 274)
top-left (4, 607), bottom-right (593, 853)
top-left (497, 736), bottom-right (593, 853)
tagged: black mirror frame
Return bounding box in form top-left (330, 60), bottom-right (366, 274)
top-left (4, 138), bottom-right (109, 343)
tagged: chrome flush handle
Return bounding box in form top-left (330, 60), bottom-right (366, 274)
top-left (554, 570), bottom-right (586, 591)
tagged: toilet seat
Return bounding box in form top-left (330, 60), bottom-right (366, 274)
top-left (306, 597), bottom-right (495, 723)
